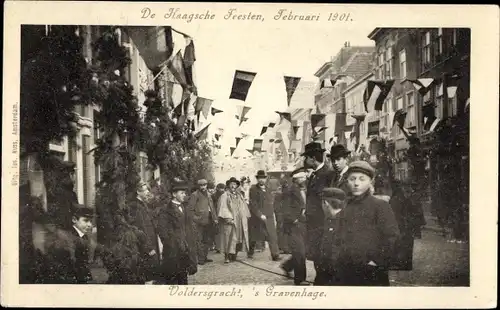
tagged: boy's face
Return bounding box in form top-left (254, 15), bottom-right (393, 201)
top-left (257, 177), bottom-right (266, 186)
top-left (72, 216), bottom-right (93, 234)
top-left (346, 172), bottom-right (372, 196)
top-left (334, 157), bottom-right (348, 171)
top-left (173, 190), bottom-right (187, 202)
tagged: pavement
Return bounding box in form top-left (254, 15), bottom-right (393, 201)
top-left (90, 229), bottom-right (469, 286)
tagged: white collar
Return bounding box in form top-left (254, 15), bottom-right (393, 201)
top-left (315, 162), bottom-right (325, 172)
top-left (171, 200), bottom-right (181, 205)
top-left (73, 226), bottom-right (85, 238)
top-left (137, 196), bottom-right (144, 202)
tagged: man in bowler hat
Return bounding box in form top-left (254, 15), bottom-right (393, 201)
top-left (248, 170), bottom-right (281, 261)
top-left (301, 141), bottom-right (337, 285)
top-left (329, 144), bottom-right (351, 191)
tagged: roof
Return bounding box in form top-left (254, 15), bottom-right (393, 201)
top-left (314, 46), bottom-right (375, 78)
top-left (336, 51), bottom-right (375, 80)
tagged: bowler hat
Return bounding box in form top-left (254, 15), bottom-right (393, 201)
top-left (227, 177), bottom-right (241, 187)
top-left (171, 179), bottom-right (189, 192)
top-left (255, 170), bottom-right (267, 179)
top-left (300, 142), bottom-right (326, 157)
top-left (197, 179), bottom-right (208, 186)
top-left (72, 204), bottom-right (94, 218)
top-left (329, 144), bottom-right (351, 160)
top-left (322, 188), bottom-right (347, 201)
top-left (346, 161), bottom-right (376, 179)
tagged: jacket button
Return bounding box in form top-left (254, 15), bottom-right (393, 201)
top-left (329, 228), bottom-right (333, 231)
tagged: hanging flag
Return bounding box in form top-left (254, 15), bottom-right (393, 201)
top-left (253, 139), bottom-right (263, 152)
top-left (171, 82), bottom-right (184, 109)
top-left (320, 79), bottom-right (337, 89)
top-left (229, 70), bottom-right (257, 101)
top-left (166, 50), bottom-right (188, 87)
top-left (268, 122), bottom-right (276, 128)
top-left (260, 126), bottom-right (268, 136)
top-left (275, 111), bottom-right (292, 125)
top-left (194, 123), bottom-right (211, 140)
top-left (195, 97), bottom-right (212, 114)
top-left (392, 109), bottom-right (407, 128)
top-left (406, 78), bottom-right (434, 96)
top-left (424, 116), bottom-right (441, 132)
top-left (284, 76), bottom-right (301, 106)
top-left (334, 113), bottom-right (347, 136)
top-left (367, 120), bottom-right (380, 137)
top-left (214, 133), bottom-right (220, 141)
top-left (235, 137), bottom-right (242, 147)
top-left (363, 80), bottom-right (395, 112)
top-left (211, 107), bottom-right (223, 116)
top-left (173, 90), bottom-right (191, 117)
top-left (182, 36), bottom-right (196, 68)
top-left (230, 147), bottom-right (236, 156)
top-left (351, 114), bottom-right (366, 150)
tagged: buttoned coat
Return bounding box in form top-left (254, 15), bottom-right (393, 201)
top-left (248, 184), bottom-right (276, 242)
top-left (188, 190), bottom-right (217, 225)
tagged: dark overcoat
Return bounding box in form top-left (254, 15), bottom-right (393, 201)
top-left (305, 164), bottom-right (336, 261)
top-left (188, 190), bottom-right (217, 225)
top-left (248, 184), bottom-right (276, 242)
top-left (157, 201), bottom-right (198, 279)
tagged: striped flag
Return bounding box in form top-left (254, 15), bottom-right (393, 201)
top-left (363, 80), bottom-right (395, 112)
top-left (424, 116), bottom-right (441, 132)
top-left (406, 78), bottom-right (434, 96)
top-left (167, 50), bottom-right (188, 87)
top-left (284, 76), bottom-right (301, 106)
top-left (229, 70), bottom-right (257, 101)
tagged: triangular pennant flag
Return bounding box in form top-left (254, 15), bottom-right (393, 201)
top-left (214, 133), bottom-right (220, 141)
top-left (310, 113), bottom-right (326, 130)
top-left (260, 126), bottom-right (268, 136)
top-left (166, 50), bottom-right (188, 87)
top-left (194, 123), bottom-right (211, 140)
top-left (275, 111), bottom-right (292, 125)
top-left (239, 106), bottom-right (252, 126)
top-left (195, 97), bottom-right (212, 113)
top-left (320, 79), bottom-right (337, 89)
top-left (447, 86), bottom-right (458, 98)
top-left (211, 107), bottom-right (223, 116)
top-left (182, 37), bottom-right (196, 68)
top-left (284, 76), bottom-right (301, 106)
top-left (268, 122), bottom-right (276, 128)
top-left (246, 149), bottom-right (255, 155)
top-left (406, 78), bottom-right (434, 96)
top-left (363, 80), bottom-right (395, 112)
top-left (235, 137), bottom-right (242, 147)
top-left (229, 70), bottom-right (257, 101)
top-left (292, 125), bottom-right (300, 137)
top-left (230, 147), bottom-right (236, 156)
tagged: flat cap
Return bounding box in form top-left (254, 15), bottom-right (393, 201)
top-left (322, 187), bottom-right (347, 201)
top-left (197, 179), bottom-right (208, 185)
top-left (72, 204), bottom-right (94, 218)
top-left (216, 183), bottom-right (226, 190)
top-left (346, 160), bottom-right (376, 179)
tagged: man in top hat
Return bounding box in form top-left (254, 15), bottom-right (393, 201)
top-left (329, 144), bottom-right (351, 191)
top-left (188, 179), bottom-right (218, 265)
top-left (218, 177), bottom-right (251, 263)
top-left (301, 141), bottom-right (337, 285)
top-left (157, 179), bottom-right (198, 284)
top-left (280, 167), bottom-right (309, 285)
top-left (248, 170), bottom-right (281, 261)
top-left (331, 161), bottom-right (399, 286)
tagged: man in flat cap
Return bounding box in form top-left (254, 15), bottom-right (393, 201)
top-left (280, 167), bottom-right (309, 285)
top-left (188, 178), bottom-right (218, 265)
top-left (301, 142), bottom-right (337, 285)
top-left (330, 161), bottom-right (400, 286)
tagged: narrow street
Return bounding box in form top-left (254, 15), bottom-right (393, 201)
top-left (90, 229), bottom-right (469, 286)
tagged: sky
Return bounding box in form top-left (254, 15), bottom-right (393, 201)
top-left (165, 21), bottom-right (375, 157)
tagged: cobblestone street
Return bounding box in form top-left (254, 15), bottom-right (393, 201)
top-left (91, 229), bottom-right (469, 286)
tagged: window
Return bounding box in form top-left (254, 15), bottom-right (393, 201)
top-left (448, 96), bottom-right (458, 117)
top-left (377, 51), bottom-right (385, 79)
top-left (435, 83), bottom-right (444, 119)
top-left (422, 31), bottom-right (432, 68)
top-left (436, 28), bottom-right (443, 58)
top-left (399, 49), bottom-right (407, 79)
top-left (406, 92), bottom-right (416, 127)
top-left (385, 46), bottom-right (393, 79)
top-left (396, 96), bottom-right (404, 110)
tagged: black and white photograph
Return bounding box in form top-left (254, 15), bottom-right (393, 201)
top-left (2, 2), bottom-right (498, 308)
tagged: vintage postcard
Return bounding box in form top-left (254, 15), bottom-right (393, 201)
top-left (1, 1), bottom-right (498, 308)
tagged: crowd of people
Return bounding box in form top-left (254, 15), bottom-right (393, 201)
top-left (20, 141), bottom-right (428, 286)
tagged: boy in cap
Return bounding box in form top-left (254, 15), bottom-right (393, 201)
top-left (280, 168), bottom-right (308, 285)
top-left (301, 142), bottom-right (337, 285)
top-left (157, 180), bottom-right (198, 284)
top-left (331, 161), bottom-right (400, 286)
